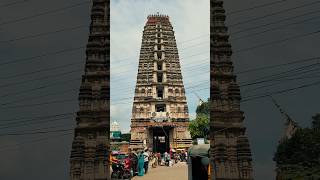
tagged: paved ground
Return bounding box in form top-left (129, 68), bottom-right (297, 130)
top-left (132, 162), bottom-right (188, 180)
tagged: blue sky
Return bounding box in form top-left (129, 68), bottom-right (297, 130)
top-left (110, 0), bottom-right (210, 133)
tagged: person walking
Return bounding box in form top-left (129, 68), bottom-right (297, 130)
top-left (185, 151), bottom-right (188, 162)
top-left (164, 152), bottom-right (170, 166)
top-left (143, 149), bottom-right (150, 174)
top-left (157, 152), bottom-right (161, 165)
top-left (137, 152), bottom-right (145, 176)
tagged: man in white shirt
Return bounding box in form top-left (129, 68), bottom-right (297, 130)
top-left (143, 149), bottom-right (149, 174)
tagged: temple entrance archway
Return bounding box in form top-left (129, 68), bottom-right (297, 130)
top-left (152, 127), bottom-right (170, 154)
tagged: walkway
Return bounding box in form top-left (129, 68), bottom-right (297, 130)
top-left (132, 162), bottom-right (188, 180)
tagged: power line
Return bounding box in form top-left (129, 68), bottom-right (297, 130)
top-left (234, 30), bottom-right (320, 54)
top-left (229, 0), bottom-right (320, 27)
top-left (227, 0), bottom-right (288, 15)
top-left (0, 81), bottom-right (320, 149)
top-left (0, 46), bottom-right (85, 66)
top-left (0, 0), bottom-right (29, 8)
top-left (0, 88), bottom-right (78, 106)
top-left (1, 80), bottom-right (318, 140)
top-left (0, 116), bottom-right (73, 130)
top-left (242, 79), bottom-right (320, 102)
top-left (2, 57), bottom-right (318, 108)
top-left (0, 60), bottom-right (83, 79)
top-left (117, 63), bottom-right (319, 100)
top-left (1, 124), bottom-right (73, 134)
top-left (243, 74), bottom-right (320, 94)
top-left (0, 56), bottom-right (206, 103)
top-left (0, 1), bottom-right (90, 26)
top-left (240, 62), bottom-right (320, 86)
top-left (232, 14), bottom-right (320, 42)
top-left (4, 60), bottom-right (315, 111)
top-left (112, 59), bottom-right (209, 81)
top-left (112, 86), bottom-right (210, 105)
top-left (0, 25), bottom-right (87, 43)
top-left (0, 33), bottom-right (207, 78)
top-left (0, 77), bottom-right (81, 98)
top-left (111, 71), bottom-right (209, 95)
top-left (240, 64), bottom-right (320, 93)
top-left (1, 84), bottom-right (209, 109)
top-left (0, 129), bottom-right (73, 136)
top-left (0, 59), bottom-right (208, 101)
top-left (0, 112), bottom-right (74, 122)
top-left (235, 57), bottom-right (320, 74)
top-left (0, 69), bottom-right (82, 88)
top-left (231, 9), bottom-right (320, 36)
top-left (0, 132), bottom-right (72, 152)
top-left (0, 98), bottom-right (76, 110)
top-left (99, 59), bottom-right (319, 96)
top-left (111, 80), bottom-right (210, 102)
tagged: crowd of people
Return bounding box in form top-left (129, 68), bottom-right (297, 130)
top-left (128, 148), bottom-right (188, 177)
top-left (110, 148), bottom-right (189, 179)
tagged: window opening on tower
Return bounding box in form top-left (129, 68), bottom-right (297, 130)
top-left (157, 87), bottom-right (163, 98)
top-left (157, 62), bottom-right (162, 70)
top-left (156, 104), bottom-right (166, 112)
top-left (157, 52), bottom-right (162, 59)
top-left (157, 72), bottom-right (163, 82)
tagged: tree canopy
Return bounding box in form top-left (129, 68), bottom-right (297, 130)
top-left (188, 100), bottom-right (210, 139)
top-left (274, 114), bottom-right (320, 178)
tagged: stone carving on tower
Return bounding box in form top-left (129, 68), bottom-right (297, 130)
top-left (129, 14), bottom-right (192, 153)
top-left (210, 0), bottom-right (254, 179)
top-left (69, 0), bottom-right (110, 179)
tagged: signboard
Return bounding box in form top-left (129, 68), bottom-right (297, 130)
top-left (111, 131), bottom-right (121, 139)
top-left (196, 138), bottom-right (205, 145)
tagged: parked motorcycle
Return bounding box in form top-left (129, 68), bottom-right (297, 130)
top-left (111, 161), bottom-right (131, 180)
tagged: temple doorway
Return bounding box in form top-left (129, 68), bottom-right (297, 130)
top-left (152, 127), bottom-right (170, 154)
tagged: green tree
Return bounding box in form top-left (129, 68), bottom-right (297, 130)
top-left (312, 113), bottom-right (320, 129)
top-left (274, 113), bottom-right (320, 178)
top-left (188, 99), bottom-right (210, 139)
top-left (188, 114), bottom-right (209, 139)
top-left (196, 99), bottom-right (209, 116)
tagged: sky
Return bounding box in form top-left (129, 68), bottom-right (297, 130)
top-left (0, 0), bottom-right (319, 180)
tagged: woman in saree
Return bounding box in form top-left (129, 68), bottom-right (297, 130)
top-left (137, 152), bottom-right (145, 176)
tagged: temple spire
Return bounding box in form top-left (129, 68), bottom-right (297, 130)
top-left (210, 0), bottom-right (253, 179)
top-left (271, 96), bottom-right (299, 141)
top-left (69, 0), bottom-right (110, 179)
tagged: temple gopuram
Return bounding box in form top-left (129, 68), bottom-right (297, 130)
top-left (69, 0), bottom-right (110, 179)
top-left (129, 14), bottom-right (192, 153)
top-left (210, 0), bottom-right (254, 179)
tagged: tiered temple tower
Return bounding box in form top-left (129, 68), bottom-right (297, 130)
top-left (130, 14), bottom-right (192, 153)
top-left (210, 0), bottom-right (253, 179)
top-left (69, 0), bottom-right (110, 179)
